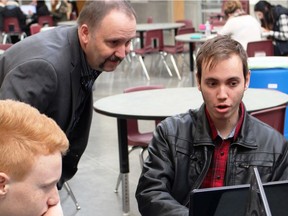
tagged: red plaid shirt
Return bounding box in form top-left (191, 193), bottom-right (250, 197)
top-left (201, 103), bottom-right (245, 188)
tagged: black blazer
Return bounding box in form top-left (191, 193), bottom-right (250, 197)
top-left (0, 26), bottom-right (94, 185)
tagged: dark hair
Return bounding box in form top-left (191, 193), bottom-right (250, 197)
top-left (77, 0), bottom-right (136, 31)
top-left (254, 0), bottom-right (274, 30)
top-left (196, 35), bottom-right (248, 83)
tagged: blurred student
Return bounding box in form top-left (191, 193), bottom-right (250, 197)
top-left (51, 0), bottom-right (71, 24)
top-left (254, 0), bottom-right (288, 56)
top-left (0, 99), bottom-right (69, 216)
top-left (218, 0), bottom-right (261, 50)
top-left (27, 0), bottom-right (52, 28)
top-left (35, 0), bottom-right (50, 16)
top-left (0, 0), bottom-right (5, 39)
top-left (2, 0), bottom-right (27, 37)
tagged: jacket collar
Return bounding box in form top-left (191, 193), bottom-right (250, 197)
top-left (67, 26), bottom-right (81, 68)
top-left (192, 103), bottom-right (258, 149)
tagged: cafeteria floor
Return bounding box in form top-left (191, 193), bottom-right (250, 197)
top-left (59, 53), bottom-right (194, 216)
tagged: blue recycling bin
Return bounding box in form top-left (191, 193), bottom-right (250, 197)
top-left (249, 57), bottom-right (288, 139)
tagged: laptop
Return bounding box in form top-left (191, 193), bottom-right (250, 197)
top-left (189, 180), bottom-right (288, 216)
top-left (20, 5), bottom-right (36, 15)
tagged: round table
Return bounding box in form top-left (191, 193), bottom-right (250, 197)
top-left (95, 87), bottom-right (288, 119)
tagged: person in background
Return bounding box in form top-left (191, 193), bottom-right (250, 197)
top-left (135, 35), bottom-right (288, 216)
top-left (68, 0), bottom-right (78, 20)
top-left (0, 0), bottom-right (6, 41)
top-left (218, 0), bottom-right (261, 50)
top-left (2, 0), bottom-right (27, 37)
top-left (0, 0), bottom-right (136, 189)
top-left (254, 0), bottom-right (288, 56)
top-left (27, 0), bottom-right (51, 27)
top-left (0, 99), bottom-right (69, 216)
top-left (51, 0), bottom-right (71, 24)
top-left (35, 0), bottom-right (50, 17)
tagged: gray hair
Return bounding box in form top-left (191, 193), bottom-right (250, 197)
top-left (77, 0), bottom-right (136, 31)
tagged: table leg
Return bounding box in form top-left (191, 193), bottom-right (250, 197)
top-left (117, 118), bottom-right (130, 215)
top-left (122, 173), bottom-right (130, 216)
top-left (139, 32), bottom-right (144, 49)
top-left (189, 42), bottom-right (194, 72)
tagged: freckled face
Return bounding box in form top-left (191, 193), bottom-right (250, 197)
top-left (80, 10), bottom-right (136, 72)
top-left (1, 153), bottom-right (62, 216)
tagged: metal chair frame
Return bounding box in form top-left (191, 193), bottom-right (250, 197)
top-left (161, 27), bottom-right (195, 80)
top-left (64, 181), bottom-right (81, 210)
top-left (131, 29), bottom-right (174, 80)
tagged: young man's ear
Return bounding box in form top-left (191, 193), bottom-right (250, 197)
top-left (0, 173), bottom-right (9, 196)
top-left (245, 70), bottom-right (251, 90)
top-left (196, 72), bottom-right (201, 91)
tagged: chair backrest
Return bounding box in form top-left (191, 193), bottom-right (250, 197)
top-left (0, 43), bottom-right (13, 52)
top-left (147, 16), bottom-right (153, 23)
top-left (250, 105), bottom-right (286, 134)
top-left (246, 40), bottom-right (274, 57)
top-left (240, 0), bottom-right (250, 14)
top-left (3, 17), bottom-right (21, 33)
top-left (124, 85), bottom-right (165, 135)
top-left (176, 19), bottom-right (193, 29)
top-left (38, 15), bottom-right (54, 26)
top-left (30, 23), bottom-right (42, 35)
top-left (144, 29), bottom-right (164, 51)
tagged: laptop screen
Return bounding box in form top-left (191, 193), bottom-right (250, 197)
top-left (20, 5), bottom-right (36, 15)
top-left (189, 180), bottom-right (288, 216)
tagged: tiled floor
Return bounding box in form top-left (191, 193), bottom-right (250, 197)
top-left (59, 52), bottom-right (195, 216)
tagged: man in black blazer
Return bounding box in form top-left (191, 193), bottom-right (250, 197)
top-left (0, 0), bottom-right (137, 188)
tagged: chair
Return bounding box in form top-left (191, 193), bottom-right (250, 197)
top-left (250, 105), bottom-right (287, 134)
top-left (0, 43), bottom-right (13, 51)
top-left (64, 181), bottom-right (81, 210)
top-left (2, 17), bottom-right (26, 44)
top-left (176, 19), bottom-right (193, 29)
top-left (30, 23), bottom-right (42, 35)
top-left (161, 27), bottom-right (195, 80)
top-left (130, 17), bottom-right (153, 52)
top-left (147, 16), bottom-right (153, 23)
top-left (132, 29), bottom-right (168, 80)
top-left (239, 0), bottom-right (250, 14)
top-left (246, 40), bottom-right (274, 57)
top-left (114, 85), bottom-right (164, 193)
top-left (38, 15), bottom-right (54, 27)
top-left (128, 16), bottom-right (154, 66)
